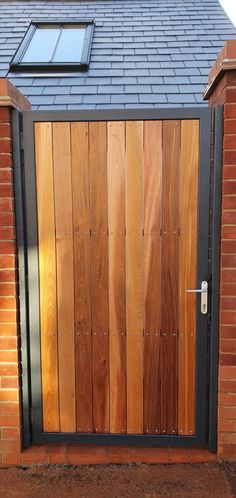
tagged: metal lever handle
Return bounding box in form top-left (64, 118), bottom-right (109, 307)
top-left (186, 289), bottom-right (207, 293)
top-left (186, 281), bottom-right (208, 314)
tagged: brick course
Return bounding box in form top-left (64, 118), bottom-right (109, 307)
top-left (0, 105), bottom-right (20, 466)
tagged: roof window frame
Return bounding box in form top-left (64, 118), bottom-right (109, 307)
top-left (10, 19), bottom-right (95, 72)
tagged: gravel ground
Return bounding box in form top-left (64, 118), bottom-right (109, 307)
top-left (0, 461), bottom-right (236, 498)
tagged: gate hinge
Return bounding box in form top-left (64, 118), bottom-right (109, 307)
top-left (20, 131), bottom-right (24, 151)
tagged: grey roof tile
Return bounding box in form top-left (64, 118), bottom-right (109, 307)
top-left (150, 69), bottom-right (174, 76)
top-left (83, 94), bottom-right (110, 104)
top-left (70, 86), bottom-right (98, 94)
top-left (177, 84), bottom-right (204, 93)
top-left (139, 94), bottom-right (167, 103)
top-left (18, 86), bottom-right (44, 95)
top-left (160, 61), bottom-right (184, 68)
top-left (85, 77), bottom-right (111, 85)
top-left (195, 53), bottom-right (217, 61)
top-left (138, 76), bottom-right (163, 84)
top-left (167, 93), bottom-right (196, 103)
top-left (54, 95), bottom-right (83, 104)
top-left (98, 85), bottom-right (124, 94)
top-left (29, 95), bottom-right (55, 105)
top-left (11, 77), bottom-right (34, 86)
top-left (171, 54), bottom-right (195, 61)
top-left (44, 86), bottom-right (70, 95)
top-left (33, 78), bottom-right (60, 86)
top-left (189, 75), bottom-right (206, 84)
top-left (199, 67), bottom-right (210, 75)
top-left (111, 93), bottom-right (139, 103)
top-left (112, 62), bottom-right (136, 68)
top-left (124, 69), bottom-right (149, 76)
top-left (175, 68), bottom-right (200, 75)
top-left (125, 84), bottom-right (152, 93)
top-left (0, 0), bottom-right (235, 108)
top-left (152, 84), bottom-right (179, 93)
top-left (185, 60), bottom-right (210, 68)
top-left (37, 104), bottom-right (67, 110)
top-left (112, 77), bottom-right (136, 84)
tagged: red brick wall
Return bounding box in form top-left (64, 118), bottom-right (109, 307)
top-left (0, 107), bottom-right (21, 465)
top-left (207, 41), bottom-right (236, 460)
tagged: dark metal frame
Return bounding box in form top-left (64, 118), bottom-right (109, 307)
top-left (20, 107), bottom-right (214, 447)
top-left (208, 106), bottom-right (223, 452)
top-left (12, 110), bottom-right (31, 448)
top-left (10, 20), bottom-right (94, 72)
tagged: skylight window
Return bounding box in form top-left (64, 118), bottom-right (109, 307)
top-left (10, 21), bottom-right (94, 72)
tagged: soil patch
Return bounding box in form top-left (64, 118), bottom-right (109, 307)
top-left (0, 462), bottom-right (235, 498)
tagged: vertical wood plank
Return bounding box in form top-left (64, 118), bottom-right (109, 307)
top-left (143, 121), bottom-right (162, 434)
top-left (90, 122), bottom-right (109, 433)
top-left (126, 121), bottom-right (144, 434)
top-left (178, 120), bottom-right (199, 435)
top-left (107, 121), bottom-right (126, 434)
top-left (161, 120), bottom-right (180, 435)
top-left (53, 122), bottom-right (76, 432)
top-left (71, 122), bottom-right (92, 433)
top-left (35, 122), bottom-right (59, 432)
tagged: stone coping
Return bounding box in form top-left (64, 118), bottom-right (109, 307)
top-left (0, 78), bottom-right (30, 110)
top-left (204, 40), bottom-right (236, 100)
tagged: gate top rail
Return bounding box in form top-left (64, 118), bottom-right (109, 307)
top-left (23, 107), bottom-right (211, 126)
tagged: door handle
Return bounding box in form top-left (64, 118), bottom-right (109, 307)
top-left (186, 281), bottom-right (208, 314)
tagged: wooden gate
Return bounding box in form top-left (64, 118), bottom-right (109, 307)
top-left (23, 109), bottom-right (211, 446)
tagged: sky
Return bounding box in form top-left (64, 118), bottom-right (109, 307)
top-left (220, 0), bottom-right (236, 26)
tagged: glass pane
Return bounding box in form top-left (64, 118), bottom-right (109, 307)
top-left (53, 28), bottom-right (86, 63)
top-left (22, 28), bottom-right (60, 63)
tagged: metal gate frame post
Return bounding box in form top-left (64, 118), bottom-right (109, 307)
top-left (12, 109), bottom-right (31, 448)
top-left (208, 106), bottom-right (223, 452)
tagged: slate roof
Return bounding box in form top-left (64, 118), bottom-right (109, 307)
top-left (0, 0), bottom-right (236, 109)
